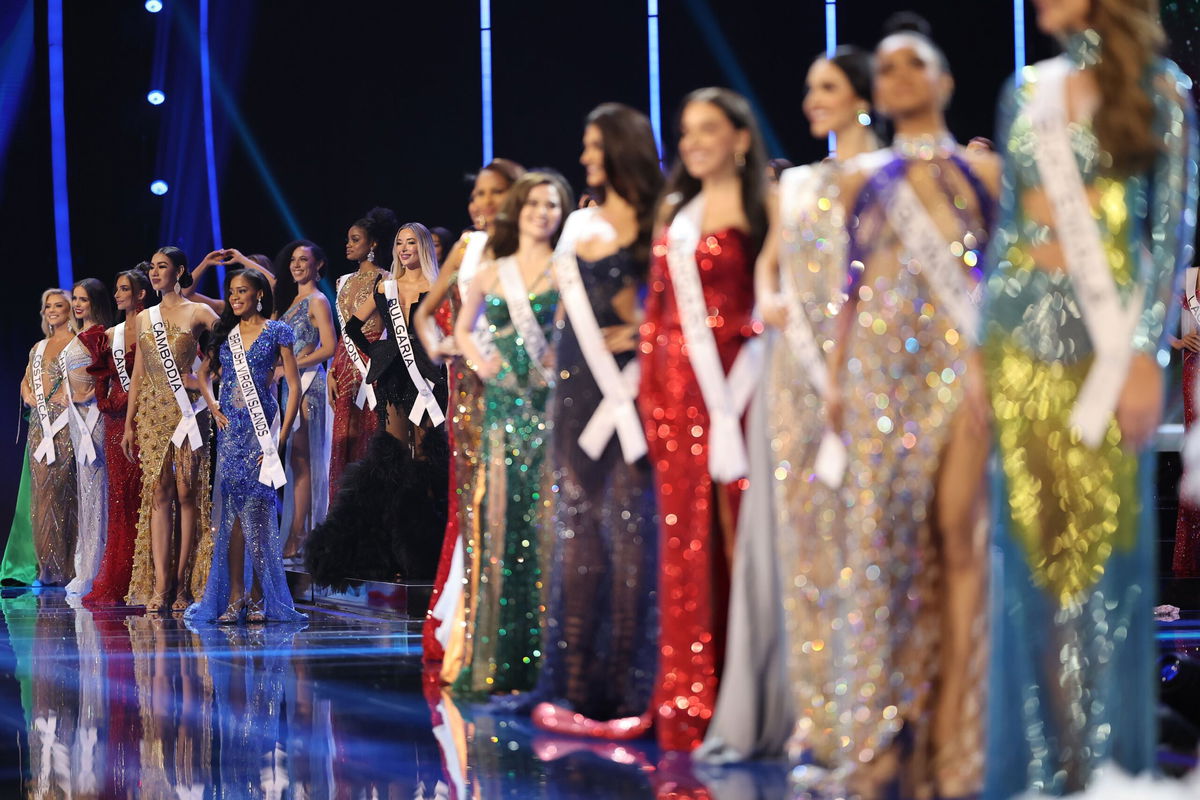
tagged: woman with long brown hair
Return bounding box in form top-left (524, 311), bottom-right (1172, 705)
top-left (639, 87), bottom-right (768, 752)
top-left (984, 0), bottom-right (1197, 795)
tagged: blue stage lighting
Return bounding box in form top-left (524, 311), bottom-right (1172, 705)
top-left (146, 89), bottom-right (165, 105)
top-left (150, 180), bottom-right (169, 196)
top-left (145, 0), bottom-right (163, 12)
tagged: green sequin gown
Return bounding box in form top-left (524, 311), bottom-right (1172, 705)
top-left (453, 273), bottom-right (558, 697)
top-left (983, 47), bottom-right (1198, 798)
top-left (1, 442), bottom-right (37, 585)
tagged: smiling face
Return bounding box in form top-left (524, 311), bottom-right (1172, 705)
top-left (289, 245), bottom-right (321, 285)
top-left (518, 183), bottom-right (564, 245)
top-left (394, 228), bottom-right (420, 271)
top-left (148, 253), bottom-right (181, 293)
top-left (803, 58), bottom-right (864, 139)
top-left (345, 225), bottom-right (372, 263)
top-left (471, 169), bottom-right (511, 229)
top-left (580, 124), bottom-right (607, 190)
top-left (678, 100), bottom-right (750, 182)
top-left (1032, 0), bottom-right (1091, 34)
top-left (43, 292), bottom-right (71, 330)
top-left (226, 274), bottom-right (261, 319)
top-left (874, 35), bottom-right (949, 119)
top-left (71, 286), bottom-right (92, 324)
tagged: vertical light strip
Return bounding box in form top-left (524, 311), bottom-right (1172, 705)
top-left (1013, 0), bottom-right (1027, 84)
top-left (199, 0), bottom-right (224, 286)
top-left (647, 0), bottom-right (663, 159)
top-left (480, 0), bottom-right (493, 165)
top-left (47, 0), bottom-right (72, 288)
top-left (825, 0), bottom-right (837, 154)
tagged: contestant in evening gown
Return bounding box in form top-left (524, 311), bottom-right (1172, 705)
top-left (279, 292), bottom-right (332, 557)
top-left (64, 322), bottom-right (108, 597)
top-left (984, 26), bottom-right (1198, 797)
top-left (24, 302), bottom-right (79, 587)
top-left (125, 305), bottom-right (215, 608)
top-left (1, 444), bottom-right (38, 586)
top-left (187, 314), bottom-right (306, 624)
top-left (306, 234), bottom-right (450, 589)
top-left (84, 276), bottom-right (150, 605)
top-left (327, 208), bottom-right (397, 500)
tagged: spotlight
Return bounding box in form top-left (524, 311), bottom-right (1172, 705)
top-left (145, 0), bottom-right (163, 11)
top-left (150, 180), bottom-right (169, 196)
top-left (146, 90), bottom-right (165, 106)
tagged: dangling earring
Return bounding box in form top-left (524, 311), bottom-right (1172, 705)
top-left (367, 246), bottom-right (376, 263)
top-left (857, 107), bottom-right (872, 127)
top-left (173, 280), bottom-right (181, 295)
top-left (734, 151), bottom-right (746, 169)
top-left (256, 297), bottom-right (263, 313)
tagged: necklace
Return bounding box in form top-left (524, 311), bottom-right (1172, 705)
top-left (892, 131), bottom-right (958, 161)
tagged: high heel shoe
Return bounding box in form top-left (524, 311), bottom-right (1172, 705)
top-left (245, 596), bottom-right (266, 624)
top-left (216, 597), bottom-right (246, 625)
top-left (172, 589), bottom-right (193, 613)
top-left (145, 591), bottom-right (167, 614)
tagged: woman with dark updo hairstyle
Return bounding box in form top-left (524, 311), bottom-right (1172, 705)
top-left (84, 264), bottom-right (158, 605)
top-left (123, 246), bottom-right (221, 612)
top-left (699, 45), bottom-right (883, 766)
top-left (327, 207), bottom-right (398, 503)
top-left (987, 0), bottom-right (1197, 795)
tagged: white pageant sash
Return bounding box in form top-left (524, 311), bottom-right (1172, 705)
top-left (112, 322), bottom-right (131, 392)
top-left (148, 305), bottom-right (208, 451)
top-left (291, 366), bottom-right (323, 431)
top-left (382, 279), bottom-right (445, 426)
top-left (334, 274), bottom-right (377, 411)
top-left (457, 233), bottom-right (496, 359)
top-left (1029, 57), bottom-right (1144, 448)
top-left (666, 195), bottom-right (763, 482)
top-left (554, 208), bottom-right (648, 463)
top-left (30, 341), bottom-right (69, 464)
top-left (228, 325), bottom-right (286, 488)
top-left (58, 347), bottom-right (98, 466)
top-left (496, 257), bottom-right (556, 385)
top-left (779, 165), bottom-right (848, 488)
top-left (885, 178), bottom-right (982, 344)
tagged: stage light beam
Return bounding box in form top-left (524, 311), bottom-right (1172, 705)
top-left (480, 0), bottom-right (493, 165)
top-left (647, 0), bottom-right (662, 159)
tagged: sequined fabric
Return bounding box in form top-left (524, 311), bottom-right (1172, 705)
top-left (83, 328), bottom-right (143, 606)
top-left (1175, 341), bottom-right (1200, 575)
top-left (452, 282), bottom-right (558, 697)
top-left (983, 56), bottom-right (1198, 798)
top-left (187, 321), bottom-right (305, 623)
top-left (0, 445), bottom-right (37, 585)
top-left (279, 295), bottom-right (331, 544)
top-left (126, 320), bottom-right (213, 606)
top-left (328, 269), bottom-right (385, 501)
top-left (65, 326), bottom-right (108, 597)
top-left (639, 227), bottom-right (756, 752)
top-left (26, 340), bottom-right (78, 586)
top-left (793, 148), bottom-right (993, 793)
top-left (531, 247), bottom-right (658, 721)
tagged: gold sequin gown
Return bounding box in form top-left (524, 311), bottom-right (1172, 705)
top-left (25, 339), bottom-right (78, 586)
top-left (982, 45), bottom-right (1198, 798)
top-left (792, 138), bottom-right (995, 794)
top-left (126, 320), bottom-right (213, 606)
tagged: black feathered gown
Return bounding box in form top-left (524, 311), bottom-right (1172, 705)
top-left (305, 281), bottom-right (449, 590)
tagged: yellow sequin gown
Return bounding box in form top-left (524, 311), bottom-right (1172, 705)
top-left (982, 44), bottom-right (1198, 798)
top-left (793, 137), bottom-right (994, 795)
top-left (126, 320), bottom-right (213, 606)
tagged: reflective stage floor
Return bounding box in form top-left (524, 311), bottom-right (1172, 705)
top-left (0, 589), bottom-right (1195, 799)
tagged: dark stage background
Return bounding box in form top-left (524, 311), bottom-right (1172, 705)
top-left (0, 1), bottom-right (1196, 547)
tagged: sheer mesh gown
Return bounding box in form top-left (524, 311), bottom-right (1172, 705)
top-left (279, 295), bottom-right (331, 547)
top-left (328, 269), bottom-right (385, 501)
top-left (83, 324), bottom-right (144, 605)
top-left (25, 339), bottom-right (78, 586)
top-left (65, 325), bottom-right (108, 597)
top-left (524, 244), bottom-right (657, 721)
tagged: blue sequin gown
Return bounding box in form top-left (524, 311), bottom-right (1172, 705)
top-left (279, 295), bottom-right (331, 546)
top-left (983, 46), bottom-right (1198, 797)
top-left (186, 321), bottom-right (306, 624)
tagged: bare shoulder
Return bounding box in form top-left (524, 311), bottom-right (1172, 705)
top-left (963, 147), bottom-right (1003, 198)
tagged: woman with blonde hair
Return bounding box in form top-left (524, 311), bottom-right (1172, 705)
top-left (984, 0), bottom-right (1197, 795)
top-left (21, 289), bottom-right (80, 585)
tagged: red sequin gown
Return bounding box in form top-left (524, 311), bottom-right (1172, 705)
top-left (1175, 293), bottom-right (1200, 576)
top-left (639, 227), bottom-right (756, 751)
top-left (329, 269), bottom-right (384, 501)
top-left (82, 326), bottom-right (142, 605)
